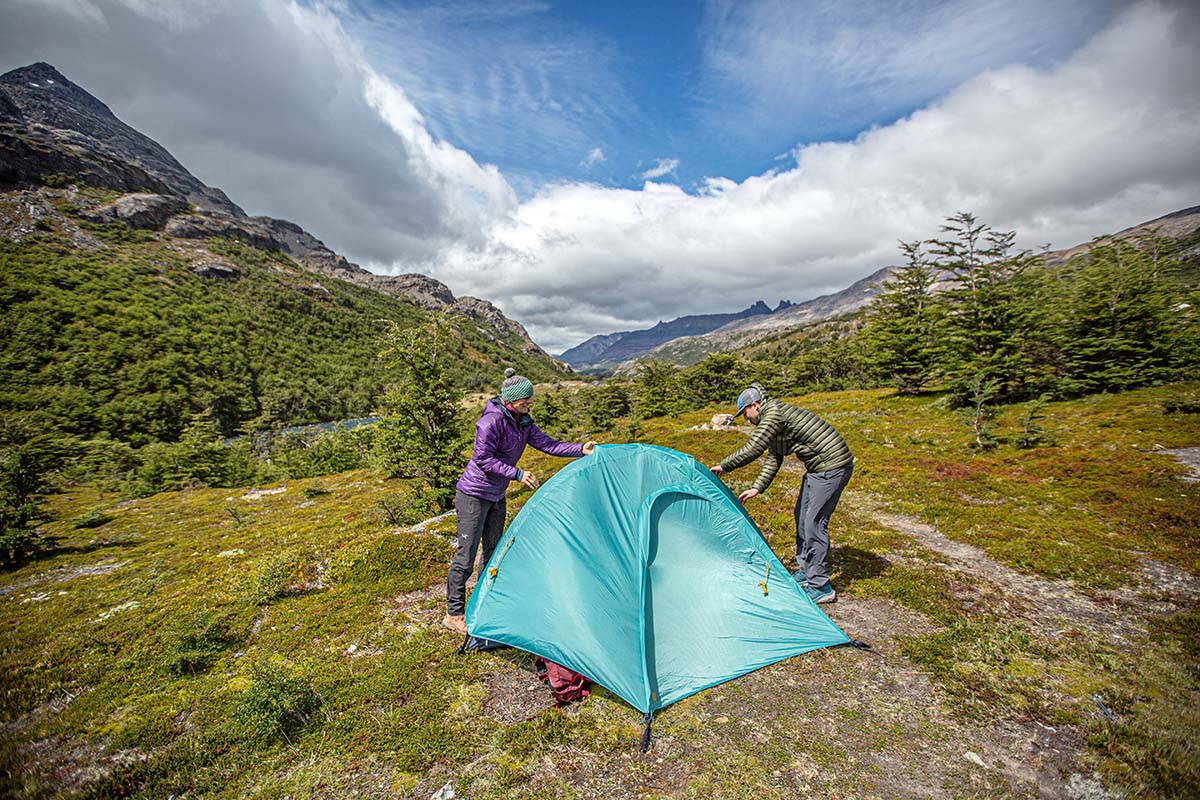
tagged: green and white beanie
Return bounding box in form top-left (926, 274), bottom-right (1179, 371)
top-left (500, 368), bottom-right (534, 403)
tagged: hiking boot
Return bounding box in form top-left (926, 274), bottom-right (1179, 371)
top-left (805, 584), bottom-right (836, 604)
top-left (442, 614), bottom-right (467, 635)
top-left (791, 570), bottom-right (809, 587)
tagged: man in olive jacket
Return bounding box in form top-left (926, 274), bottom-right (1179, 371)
top-left (710, 383), bottom-right (853, 604)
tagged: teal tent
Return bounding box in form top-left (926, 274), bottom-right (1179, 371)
top-left (465, 444), bottom-right (850, 722)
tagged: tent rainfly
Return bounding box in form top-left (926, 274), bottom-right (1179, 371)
top-left (465, 443), bottom-right (852, 747)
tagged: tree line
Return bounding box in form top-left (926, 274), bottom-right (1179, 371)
top-left (3, 212), bottom-right (1197, 565)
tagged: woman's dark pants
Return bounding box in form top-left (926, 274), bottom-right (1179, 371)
top-left (446, 489), bottom-right (506, 616)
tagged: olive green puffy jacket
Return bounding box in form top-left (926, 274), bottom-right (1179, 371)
top-left (719, 397), bottom-right (853, 493)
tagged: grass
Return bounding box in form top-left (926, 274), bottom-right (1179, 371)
top-left (1, 384), bottom-right (1198, 798)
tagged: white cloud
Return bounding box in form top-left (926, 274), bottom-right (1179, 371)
top-left (438, 1), bottom-right (1200, 352)
top-left (0, 0), bottom-right (513, 266)
top-left (581, 147), bottom-right (606, 169)
top-left (640, 158), bottom-right (680, 180)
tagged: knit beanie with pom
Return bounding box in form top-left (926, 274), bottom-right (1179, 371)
top-left (500, 368), bottom-right (534, 403)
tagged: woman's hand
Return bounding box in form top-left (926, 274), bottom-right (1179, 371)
top-left (738, 487), bottom-right (759, 503)
top-left (710, 464), bottom-right (724, 476)
top-left (582, 441), bottom-right (597, 455)
top-left (520, 471), bottom-right (541, 490)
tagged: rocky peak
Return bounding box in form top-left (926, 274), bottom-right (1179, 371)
top-left (746, 300), bottom-right (772, 315)
top-left (373, 273), bottom-right (457, 311)
top-left (1, 63), bottom-right (115, 124)
top-left (454, 296), bottom-right (551, 357)
top-left (0, 62), bottom-right (242, 215)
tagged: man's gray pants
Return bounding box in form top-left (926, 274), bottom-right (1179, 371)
top-left (446, 489), bottom-right (506, 616)
top-left (794, 462), bottom-right (853, 590)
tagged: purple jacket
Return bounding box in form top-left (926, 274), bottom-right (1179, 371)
top-left (456, 398), bottom-right (583, 502)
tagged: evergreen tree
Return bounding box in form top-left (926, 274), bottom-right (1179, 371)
top-left (375, 316), bottom-right (469, 510)
top-left (678, 354), bottom-right (747, 408)
top-left (787, 332), bottom-right (870, 394)
top-left (633, 359), bottom-right (686, 419)
top-left (0, 414), bottom-right (63, 566)
top-left (860, 240), bottom-right (941, 393)
top-left (529, 388), bottom-right (575, 440)
top-left (927, 213), bottom-right (1040, 404)
top-left (579, 383), bottom-right (633, 432)
top-left (1053, 236), bottom-right (1186, 395)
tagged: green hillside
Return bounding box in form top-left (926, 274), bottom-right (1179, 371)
top-left (2, 384), bottom-right (1197, 799)
top-left (0, 189), bottom-right (566, 445)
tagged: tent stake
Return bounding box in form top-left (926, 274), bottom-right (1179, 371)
top-left (639, 711), bottom-right (654, 753)
top-left (837, 638), bottom-right (881, 656)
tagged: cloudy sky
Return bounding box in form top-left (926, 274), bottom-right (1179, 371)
top-left (3, 0), bottom-right (1199, 352)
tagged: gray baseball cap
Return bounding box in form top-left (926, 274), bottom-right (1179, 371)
top-left (733, 386), bottom-right (762, 417)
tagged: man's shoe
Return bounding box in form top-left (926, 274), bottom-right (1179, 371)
top-left (805, 584), bottom-right (836, 604)
top-left (442, 614), bottom-right (467, 635)
top-left (791, 570), bottom-right (809, 587)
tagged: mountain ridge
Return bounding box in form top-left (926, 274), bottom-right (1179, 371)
top-left (557, 299), bottom-right (793, 370)
top-left (617, 204), bottom-right (1200, 369)
top-left (0, 62), bottom-right (558, 365)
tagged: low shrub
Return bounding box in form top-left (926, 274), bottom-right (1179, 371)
top-left (72, 509), bottom-right (114, 529)
top-left (234, 659), bottom-right (322, 742)
top-left (165, 611), bottom-right (243, 675)
top-left (244, 553), bottom-right (304, 605)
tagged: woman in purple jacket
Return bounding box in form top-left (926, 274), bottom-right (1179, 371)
top-left (443, 369), bottom-right (595, 634)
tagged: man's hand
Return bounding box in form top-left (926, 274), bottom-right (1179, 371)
top-left (582, 441), bottom-right (597, 455)
top-left (738, 488), bottom-right (759, 503)
top-left (710, 464), bottom-right (724, 476)
top-left (520, 471), bottom-right (541, 491)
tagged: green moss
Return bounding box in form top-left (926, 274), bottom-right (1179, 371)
top-left (850, 563), bottom-right (975, 626)
top-left (326, 530), bottom-right (450, 595)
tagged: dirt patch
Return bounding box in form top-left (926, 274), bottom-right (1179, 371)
top-left (1137, 558), bottom-right (1200, 601)
top-left (6, 734), bottom-right (147, 795)
top-left (479, 652), bottom-right (555, 724)
top-left (239, 486), bottom-right (287, 500)
top-left (407, 510), bottom-right (456, 533)
top-left (0, 559), bottom-right (129, 596)
top-left (851, 491), bottom-right (1149, 640)
top-left (444, 587), bottom-right (1095, 799)
top-left (825, 594), bottom-right (940, 645)
top-left (1159, 445), bottom-right (1200, 482)
top-left (384, 584), bottom-right (445, 629)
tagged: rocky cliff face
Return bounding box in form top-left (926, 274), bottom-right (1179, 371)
top-left (0, 62), bottom-right (558, 362)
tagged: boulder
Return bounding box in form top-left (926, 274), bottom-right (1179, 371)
top-left (86, 192), bottom-right (187, 230)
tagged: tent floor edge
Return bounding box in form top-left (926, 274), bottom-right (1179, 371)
top-left (639, 711), bottom-right (654, 753)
